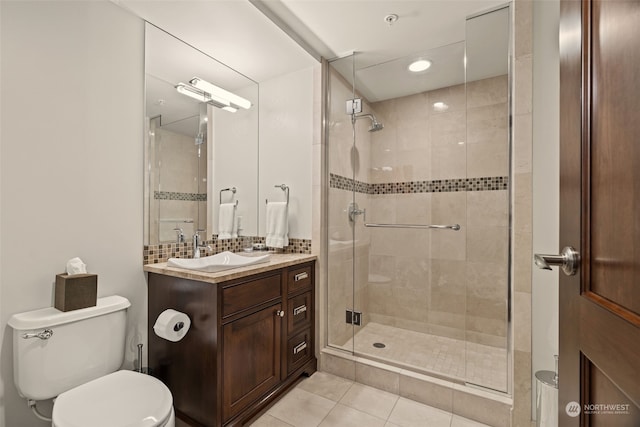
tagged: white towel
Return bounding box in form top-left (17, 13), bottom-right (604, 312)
top-left (265, 202), bottom-right (288, 248)
top-left (218, 203), bottom-right (237, 240)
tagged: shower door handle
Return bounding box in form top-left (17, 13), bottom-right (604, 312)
top-left (534, 246), bottom-right (580, 276)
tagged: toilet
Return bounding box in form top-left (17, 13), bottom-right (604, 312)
top-left (8, 295), bottom-right (175, 427)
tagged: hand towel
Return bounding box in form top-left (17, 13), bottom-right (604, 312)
top-left (265, 202), bottom-right (288, 248)
top-left (218, 203), bottom-right (237, 240)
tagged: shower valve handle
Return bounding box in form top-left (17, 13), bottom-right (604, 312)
top-left (348, 202), bottom-right (366, 223)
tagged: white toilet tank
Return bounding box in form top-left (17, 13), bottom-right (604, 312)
top-left (8, 295), bottom-right (131, 401)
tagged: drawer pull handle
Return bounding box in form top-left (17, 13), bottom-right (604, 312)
top-left (293, 341), bottom-right (307, 355)
top-left (293, 305), bottom-right (307, 316)
top-left (294, 272), bottom-right (309, 282)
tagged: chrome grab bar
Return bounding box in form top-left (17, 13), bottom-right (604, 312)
top-left (364, 223), bottom-right (461, 231)
top-left (22, 329), bottom-right (53, 340)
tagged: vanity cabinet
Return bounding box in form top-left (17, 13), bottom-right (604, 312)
top-left (147, 259), bottom-right (316, 427)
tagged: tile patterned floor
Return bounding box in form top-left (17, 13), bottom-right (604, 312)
top-left (339, 323), bottom-right (507, 392)
top-left (248, 372), bottom-right (492, 427)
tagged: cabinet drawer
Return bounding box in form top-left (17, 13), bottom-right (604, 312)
top-left (222, 273), bottom-right (281, 318)
top-left (287, 329), bottom-right (312, 375)
top-left (287, 265), bottom-right (312, 295)
top-left (287, 292), bottom-right (311, 334)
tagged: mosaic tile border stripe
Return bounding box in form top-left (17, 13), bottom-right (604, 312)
top-left (144, 236), bottom-right (311, 265)
top-left (154, 191), bottom-right (207, 201)
top-left (330, 173), bottom-right (508, 194)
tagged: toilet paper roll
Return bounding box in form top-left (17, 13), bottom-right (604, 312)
top-left (153, 309), bottom-right (191, 342)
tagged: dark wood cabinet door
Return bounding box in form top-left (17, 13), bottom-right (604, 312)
top-left (559, 0), bottom-right (640, 425)
top-left (222, 303), bottom-right (282, 422)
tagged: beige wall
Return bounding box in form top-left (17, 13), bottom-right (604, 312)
top-left (0, 2), bottom-right (144, 426)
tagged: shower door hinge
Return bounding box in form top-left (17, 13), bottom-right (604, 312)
top-left (346, 98), bottom-right (362, 115)
top-left (345, 310), bottom-right (362, 326)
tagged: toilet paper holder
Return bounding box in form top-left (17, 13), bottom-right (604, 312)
top-left (174, 322), bottom-right (184, 332)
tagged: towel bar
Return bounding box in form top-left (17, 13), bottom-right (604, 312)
top-left (364, 223), bottom-right (461, 231)
top-left (266, 184), bottom-right (289, 205)
top-left (219, 187), bottom-right (238, 205)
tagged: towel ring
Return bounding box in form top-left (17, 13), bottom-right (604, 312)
top-left (219, 187), bottom-right (238, 206)
top-left (266, 184), bottom-right (289, 205)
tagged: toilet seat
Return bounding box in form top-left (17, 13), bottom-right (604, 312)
top-left (52, 370), bottom-right (173, 427)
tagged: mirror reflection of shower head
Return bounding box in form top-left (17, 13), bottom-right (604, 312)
top-left (352, 113), bottom-right (384, 132)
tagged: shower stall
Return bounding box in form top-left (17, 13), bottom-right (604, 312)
top-left (324, 5), bottom-right (511, 393)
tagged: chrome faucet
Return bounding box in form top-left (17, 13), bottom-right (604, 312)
top-left (192, 230), bottom-right (211, 259)
top-left (174, 227), bottom-right (185, 243)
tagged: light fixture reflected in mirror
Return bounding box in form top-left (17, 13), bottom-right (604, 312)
top-left (190, 77), bottom-right (252, 110)
top-left (175, 78), bottom-right (251, 113)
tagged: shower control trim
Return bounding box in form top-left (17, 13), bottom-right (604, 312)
top-left (348, 202), bottom-right (366, 223)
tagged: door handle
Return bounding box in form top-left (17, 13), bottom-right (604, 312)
top-left (534, 246), bottom-right (580, 276)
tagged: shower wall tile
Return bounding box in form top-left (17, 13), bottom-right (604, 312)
top-left (514, 172), bottom-right (532, 233)
top-left (394, 255), bottom-right (430, 292)
top-left (428, 83), bottom-right (466, 114)
top-left (430, 226), bottom-right (466, 261)
top-left (466, 191), bottom-right (509, 228)
top-left (467, 141), bottom-right (509, 178)
top-left (514, 113), bottom-right (533, 174)
top-left (466, 102), bottom-right (509, 145)
top-left (431, 192), bottom-right (467, 225)
top-left (394, 92), bottom-right (428, 127)
top-left (515, 55), bottom-right (533, 115)
top-left (429, 110), bottom-right (467, 147)
top-left (515, 0), bottom-right (533, 57)
top-left (514, 229), bottom-right (533, 293)
top-left (514, 291), bottom-right (532, 353)
top-left (395, 147), bottom-right (431, 182)
top-left (430, 143), bottom-right (467, 180)
top-left (466, 261), bottom-right (508, 301)
top-left (395, 193), bottom-right (431, 224)
top-left (466, 75), bottom-right (508, 109)
top-left (467, 226), bottom-right (509, 263)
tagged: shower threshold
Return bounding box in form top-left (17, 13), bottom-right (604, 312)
top-left (337, 322), bottom-right (507, 392)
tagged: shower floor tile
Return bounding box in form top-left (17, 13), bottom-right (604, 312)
top-left (340, 323), bottom-right (507, 391)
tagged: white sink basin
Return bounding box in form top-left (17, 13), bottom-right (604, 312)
top-left (167, 251), bottom-right (271, 273)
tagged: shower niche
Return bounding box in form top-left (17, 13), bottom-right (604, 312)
top-left (325, 4), bottom-right (511, 393)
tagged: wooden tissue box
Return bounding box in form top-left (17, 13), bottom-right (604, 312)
top-left (55, 273), bottom-right (97, 312)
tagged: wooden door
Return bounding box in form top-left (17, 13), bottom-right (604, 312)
top-left (222, 303), bottom-right (282, 423)
top-left (559, 0), bottom-right (640, 425)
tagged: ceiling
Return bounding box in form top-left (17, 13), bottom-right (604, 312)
top-left (115, 0), bottom-right (508, 104)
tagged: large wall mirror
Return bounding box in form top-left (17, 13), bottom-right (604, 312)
top-left (144, 23), bottom-right (259, 246)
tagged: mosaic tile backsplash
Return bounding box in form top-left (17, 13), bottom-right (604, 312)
top-left (154, 191), bottom-right (207, 201)
top-left (144, 236), bottom-right (311, 265)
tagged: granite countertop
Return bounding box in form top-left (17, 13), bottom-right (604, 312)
top-left (143, 253), bottom-right (316, 284)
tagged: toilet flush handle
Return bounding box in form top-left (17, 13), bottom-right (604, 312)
top-left (22, 329), bottom-right (53, 340)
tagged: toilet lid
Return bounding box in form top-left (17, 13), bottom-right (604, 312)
top-left (52, 370), bottom-right (173, 427)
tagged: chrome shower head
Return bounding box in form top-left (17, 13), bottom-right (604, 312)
top-left (368, 120), bottom-right (384, 132)
top-left (352, 113), bottom-right (384, 133)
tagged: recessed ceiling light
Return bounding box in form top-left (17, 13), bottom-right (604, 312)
top-left (408, 59), bottom-right (432, 73)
